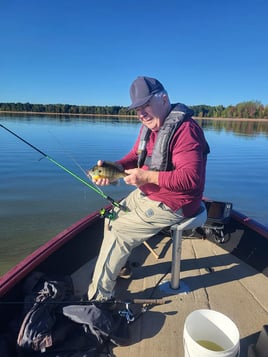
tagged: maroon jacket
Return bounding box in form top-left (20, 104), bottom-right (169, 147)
top-left (118, 117), bottom-right (208, 217)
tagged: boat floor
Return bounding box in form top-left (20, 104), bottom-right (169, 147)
top-left (72, 233), bottom-right (268, 357)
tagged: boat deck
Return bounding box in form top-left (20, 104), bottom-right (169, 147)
top-left (98, 233), bottom-right (268, 357)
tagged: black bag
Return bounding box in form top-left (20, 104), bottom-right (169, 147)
top-left (17, 279), bottom-right (73, 353)
top-left (62, 304), bottom-right (130, 347)
top-left (17, 277), bottom-right (130, 356)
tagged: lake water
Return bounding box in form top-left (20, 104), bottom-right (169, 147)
top-left (1, 114), bottom-right (268, 275)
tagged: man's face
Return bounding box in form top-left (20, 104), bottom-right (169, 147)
top-left (136, 94), bottom-right (167, 132)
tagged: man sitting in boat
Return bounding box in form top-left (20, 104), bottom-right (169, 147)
top-left (87, 76), bottom-right (210, 301)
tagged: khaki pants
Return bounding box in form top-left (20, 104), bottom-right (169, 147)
top-left (87, 188), bottom-right (184, 300)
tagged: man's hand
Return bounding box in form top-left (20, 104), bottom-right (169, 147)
top-left (124, 168), bottom-right (159, 187)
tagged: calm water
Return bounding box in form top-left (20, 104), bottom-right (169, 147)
top-left (1, 114), bottom-right (268, 275)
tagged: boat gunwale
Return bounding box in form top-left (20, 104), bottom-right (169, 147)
top-left (231, 209), bottom-right (268, 239)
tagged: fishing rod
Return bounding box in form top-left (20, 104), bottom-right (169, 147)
top-left (0, 124), bottom-right (127, 212)
top-left (0, 298), bottom-right (166, 305)
top-left (0, 298), bottom-right (167, 323)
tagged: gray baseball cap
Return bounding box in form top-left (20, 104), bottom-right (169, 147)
top-left (128, 76), bottom-right (165, 109)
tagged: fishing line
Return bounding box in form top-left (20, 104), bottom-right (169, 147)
top-left (47, 129), bottom-right (108, 198)
top-left (0, 124), bottom-right (127, 211)
top-left (48, 130), bottom-right (89, 178)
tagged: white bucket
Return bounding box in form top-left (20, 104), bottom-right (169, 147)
top-left (183, 309), bottom-right (240, 357)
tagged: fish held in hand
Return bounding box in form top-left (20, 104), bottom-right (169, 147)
top-left (87, 161), bottom-right (127, 182)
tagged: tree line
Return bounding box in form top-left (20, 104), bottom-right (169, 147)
top-left (0, 100), bottom-right (267, 119)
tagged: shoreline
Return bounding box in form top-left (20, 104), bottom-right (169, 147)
top-left (0, 110), bottom-right (268, 122)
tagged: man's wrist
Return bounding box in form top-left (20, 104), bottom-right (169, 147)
top-left (147, 170), bottom-right (159, 185)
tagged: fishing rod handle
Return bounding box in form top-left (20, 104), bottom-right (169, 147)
top-left (131, 298), bottom-right (165, 305)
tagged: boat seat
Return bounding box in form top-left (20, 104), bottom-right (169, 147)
top-left (170, 201), bottom-right (207, 289)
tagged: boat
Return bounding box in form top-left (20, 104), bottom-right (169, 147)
top-left (0, 199), bottom-right (268, 356)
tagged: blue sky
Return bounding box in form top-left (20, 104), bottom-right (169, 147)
top-left (1, 0), bottom-right (267, 107)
